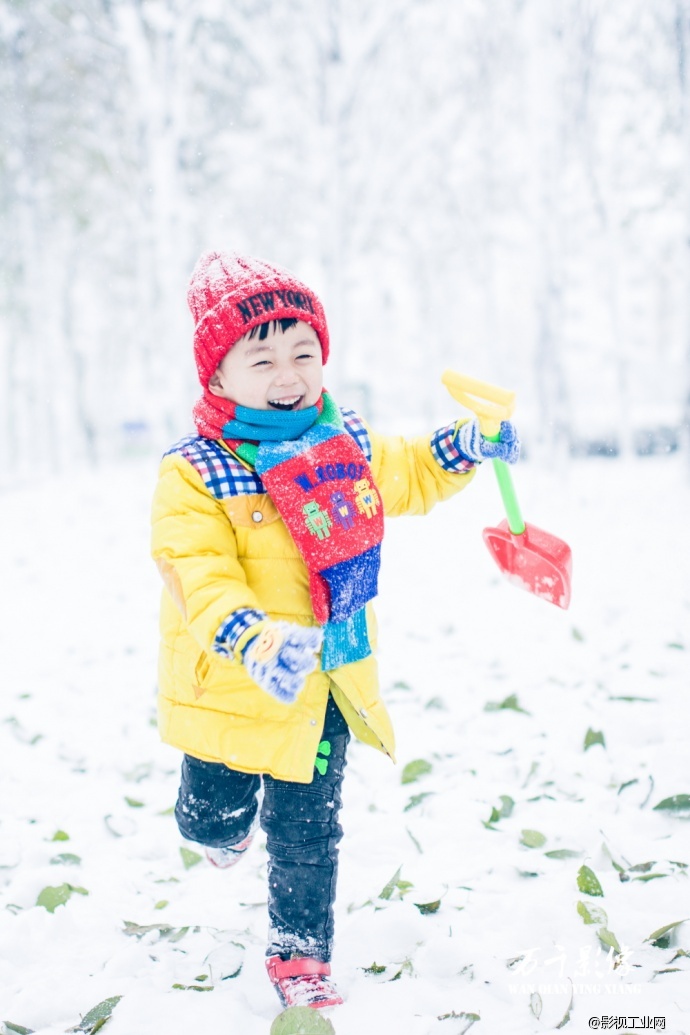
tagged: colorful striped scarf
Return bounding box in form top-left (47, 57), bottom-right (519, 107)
top-left (193, 390), bottom-right (383, 669)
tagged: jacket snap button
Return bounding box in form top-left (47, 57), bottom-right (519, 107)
top-left (310, 719), bottom-right (317, 726)
top-left (360, 708), bottom-right (368, 718)
top-left (251, 510), bottom-right (263, 523)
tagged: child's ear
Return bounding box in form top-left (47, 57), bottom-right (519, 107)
top-left (207, 372), bottom-right (223, 397)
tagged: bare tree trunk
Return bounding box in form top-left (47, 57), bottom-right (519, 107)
top-left (316, 0), bottom-right (347, 395)
top-left (62, 248), bottom-right (98, 465)
top-left (5, 21), bottom-right (58, 478)
top-left (528, 1), bottom-right (571, 464)
top-left (675, 1), bottom-right (690, 463)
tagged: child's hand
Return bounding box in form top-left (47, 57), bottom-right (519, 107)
top-left (243, 622), bottom-right (323, 704)
top-left (456, 418), bottom-right (520, 465)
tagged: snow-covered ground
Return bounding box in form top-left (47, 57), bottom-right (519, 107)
top-left (1, 452), bottom-right (689, 1035)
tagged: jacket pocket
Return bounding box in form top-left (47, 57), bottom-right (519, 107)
top-left (193, 650), bottom-right (212, 698)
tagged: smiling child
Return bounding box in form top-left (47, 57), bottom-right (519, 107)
top-left (151, 250), bottom-right (519, 1009)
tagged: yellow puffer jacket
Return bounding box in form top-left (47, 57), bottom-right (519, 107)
top-left (151, 413), bottom-right (475, 783)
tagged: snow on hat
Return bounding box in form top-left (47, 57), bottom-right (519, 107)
top-left (188, 251), bottom-right (330, 386)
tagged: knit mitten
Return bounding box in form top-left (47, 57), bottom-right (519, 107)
top-left (243, 622), bottom-right (323, 704)
top-left (456, 418), bottom-right (520, 464)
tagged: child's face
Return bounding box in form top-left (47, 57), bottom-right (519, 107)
top-left (208, 320), bottom-right (324, 410)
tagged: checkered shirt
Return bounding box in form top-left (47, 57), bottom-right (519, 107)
top-left (338, 407), bottom-right (372, 461)
top-left (430, 421), bottom-right (476, 473)
top-left (163, 434), bottom-right (263, 498)
top-left (213, 607), bottom-right (266, 657)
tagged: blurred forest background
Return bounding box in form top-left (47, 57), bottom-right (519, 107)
top-left (2, 0), bottom-right (690, 481)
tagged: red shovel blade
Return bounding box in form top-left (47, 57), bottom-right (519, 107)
top-left (483, 519), bottom-right (572, 609)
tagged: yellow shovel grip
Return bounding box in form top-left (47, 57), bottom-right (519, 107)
top-left (441, 370), bottom-right (515, 437)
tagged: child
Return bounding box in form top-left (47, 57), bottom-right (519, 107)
top-left (151, 251), bottom-right (519, 1010)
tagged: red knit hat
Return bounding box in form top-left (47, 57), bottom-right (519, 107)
top-left (188, 251), bottom-right (330, 386)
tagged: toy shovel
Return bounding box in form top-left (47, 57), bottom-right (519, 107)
top-left (442, 371), bottom-right (572, 609)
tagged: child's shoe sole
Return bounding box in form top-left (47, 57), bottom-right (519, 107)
top-left (204, 829), bottom-right (255, 869)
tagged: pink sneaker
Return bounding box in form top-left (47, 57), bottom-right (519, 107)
top-left (204, 828), bottom-right (256, 869)
top-left (265, 955), bottom-right (344, 1009)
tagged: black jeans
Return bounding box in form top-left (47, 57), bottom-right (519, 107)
top-left (175, 695), bottom-right (350, 962)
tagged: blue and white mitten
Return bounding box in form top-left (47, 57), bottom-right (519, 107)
top-left (243, 622), bottom-right (323, 704)
top-left (456, 418), bottom-right (520, 465)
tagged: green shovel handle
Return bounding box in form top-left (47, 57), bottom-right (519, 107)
top-left (441, 370), bottom-right (526, 535)
top-left (486, 436), bottom-right (526, 535)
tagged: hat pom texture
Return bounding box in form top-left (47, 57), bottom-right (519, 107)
top-left (188, 251), bottom-right (330, 386)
